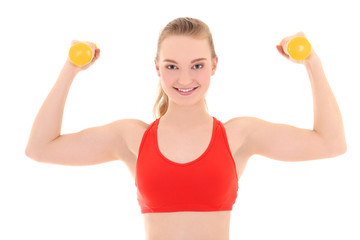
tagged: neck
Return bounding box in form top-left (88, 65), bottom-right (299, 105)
top-left (161, 99), bottom-right (212, 128)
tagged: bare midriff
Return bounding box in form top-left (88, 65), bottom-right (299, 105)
top-left (143, 210), bottom-right (231, 240)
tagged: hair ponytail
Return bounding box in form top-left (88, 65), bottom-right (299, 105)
top-left (152, 80), bottom-right (169, 120)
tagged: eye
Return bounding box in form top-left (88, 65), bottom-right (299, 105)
top-left (166, 65), bottom-right (177, 70)
top-left (193, 64), bottom-right (203, 69)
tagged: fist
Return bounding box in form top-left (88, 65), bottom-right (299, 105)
top-left (68, 40), bottom-right (100, 70)
top-left (277, 32), bottom-right (314, 64)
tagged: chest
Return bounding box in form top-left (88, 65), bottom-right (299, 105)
top-left (156, 122), bottom-right (250, 179)
top-left (157, 127), bottom-right (212, 164)
top-left (135, 121), bottom-right (241, 213)
top-left (126, 119), bottom-right (251, 181)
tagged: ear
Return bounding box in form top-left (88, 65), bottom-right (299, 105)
top-left (211, 56), bottom-right (218, 76)
top-left (155, 58), bottom-right (161, 77)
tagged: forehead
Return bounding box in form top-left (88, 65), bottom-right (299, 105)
top-left (159, 35), bottom-right (210, 61)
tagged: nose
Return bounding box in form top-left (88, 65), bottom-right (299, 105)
top-left (178, 70), bottom-right (193, 86)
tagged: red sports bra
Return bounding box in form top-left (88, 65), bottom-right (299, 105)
top-left (135, 117), bottom-right (239, 214)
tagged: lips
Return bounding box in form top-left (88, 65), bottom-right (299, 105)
top-left (173, 87), bottom-right (199, 95)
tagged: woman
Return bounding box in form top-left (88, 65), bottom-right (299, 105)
top-left (25, 17), bottom-right (346, 240)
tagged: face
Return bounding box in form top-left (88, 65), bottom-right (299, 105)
top-left (155, 35), bottom-right (218, 106)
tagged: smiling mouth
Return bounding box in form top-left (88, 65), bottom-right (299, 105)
top-left (174, 87), bottom-right (198, 92)
top-left (173, 87), bottom-right (199, 95)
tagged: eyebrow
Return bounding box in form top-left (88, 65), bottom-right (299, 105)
top-left (163, 58), bottom-right (207, 64)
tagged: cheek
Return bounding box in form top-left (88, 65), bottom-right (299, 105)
top-left (160, 72), bottom-right (177, 93)
top-left (160, 70), bottom-right (177, 82)
top-left (194, 71), bottom-right (211, 84)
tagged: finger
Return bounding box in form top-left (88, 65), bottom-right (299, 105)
top-left (295, 31), bottom-right (306, 37)
top-left (71, 40), bottom-right (80, 46)
top-left (276, 45), bottom-right (289, 59)
top-left (281, 36), bottom-right (293, 56)
top-left (276, 45), bottom-right (284, 55)
top-left (94, 48), bottom-right (100, 59)
top-left (90, 48), bottom-right (101, 64)
top-left (85, 41), bottom-right (96, 52)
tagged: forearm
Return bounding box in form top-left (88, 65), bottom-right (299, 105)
top-left (26, 61), bottom-right (80, 151)
top-left (305, 54), bottom-right (346, 150)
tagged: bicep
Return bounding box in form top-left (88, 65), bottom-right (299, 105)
top-left (246, 117), bottom-right (337, 161)
top-left (32, 120), bottom-right (128, 166)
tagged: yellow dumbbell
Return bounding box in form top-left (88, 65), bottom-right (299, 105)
top-left (69, 42), bottom-right (98, 66)
top-left (280, 36), bottom-right (311, 60)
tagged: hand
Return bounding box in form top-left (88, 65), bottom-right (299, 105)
top-left (66, 40), bottom-right (101, 71)
top-left (276, 32), bottom-right (316, 64)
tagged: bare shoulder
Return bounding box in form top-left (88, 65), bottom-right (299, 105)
top-left (223, 116), bottom-right (256, 136)
top-left (113, 118), bottom-right (149, 133)
top-left (223, 116), bottom-right (274, 142)
top-left (113, 118), bottom-right (150, 156)
top-left (222, 116), bottom-right (258, 156)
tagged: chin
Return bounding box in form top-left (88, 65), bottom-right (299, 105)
top-left (170, 96), bottom-right (207, 107)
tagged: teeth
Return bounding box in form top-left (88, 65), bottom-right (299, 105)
top-left (177, 88), bottom-right (196, 92)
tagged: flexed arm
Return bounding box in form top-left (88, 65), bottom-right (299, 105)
top-left (277, 33), bottom-right (347, 151)
top-left (228, 33), bottom-right (346, 162)
top-left (25, 41), bottom-right (125, 165)
top-left (304, 52), bottom-right (346, 148)
top-left (26, 41), bottom-right (99, 150)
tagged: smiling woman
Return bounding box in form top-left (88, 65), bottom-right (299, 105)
top-left (154, 35), bottom-right (218, 117)
top-left (153, 17), bottom-right (218, 119)
top-left (25, 17), bottom-right (346, 240)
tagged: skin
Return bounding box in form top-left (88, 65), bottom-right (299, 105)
top-left (26, 33), bottom-right (346, 240)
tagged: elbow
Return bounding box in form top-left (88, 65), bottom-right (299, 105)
top-left (25, 147), bottom-right (37, 161)
top-left (337, 142), bottom-right (347, 155)
top-left (25, 145), bottom-right (43, 162)
top-left (327, 140), bottom-right (347, 157)
top-left (318, 131), bottom-right (347, 158)
top-left (334, 134), bottom-right (348, 156)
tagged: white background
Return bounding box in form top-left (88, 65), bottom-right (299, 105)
top-left (1, 0), bottom-right (359, 239)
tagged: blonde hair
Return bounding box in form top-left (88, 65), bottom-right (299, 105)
top-left (152, 17), bottom-right (217, 119)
